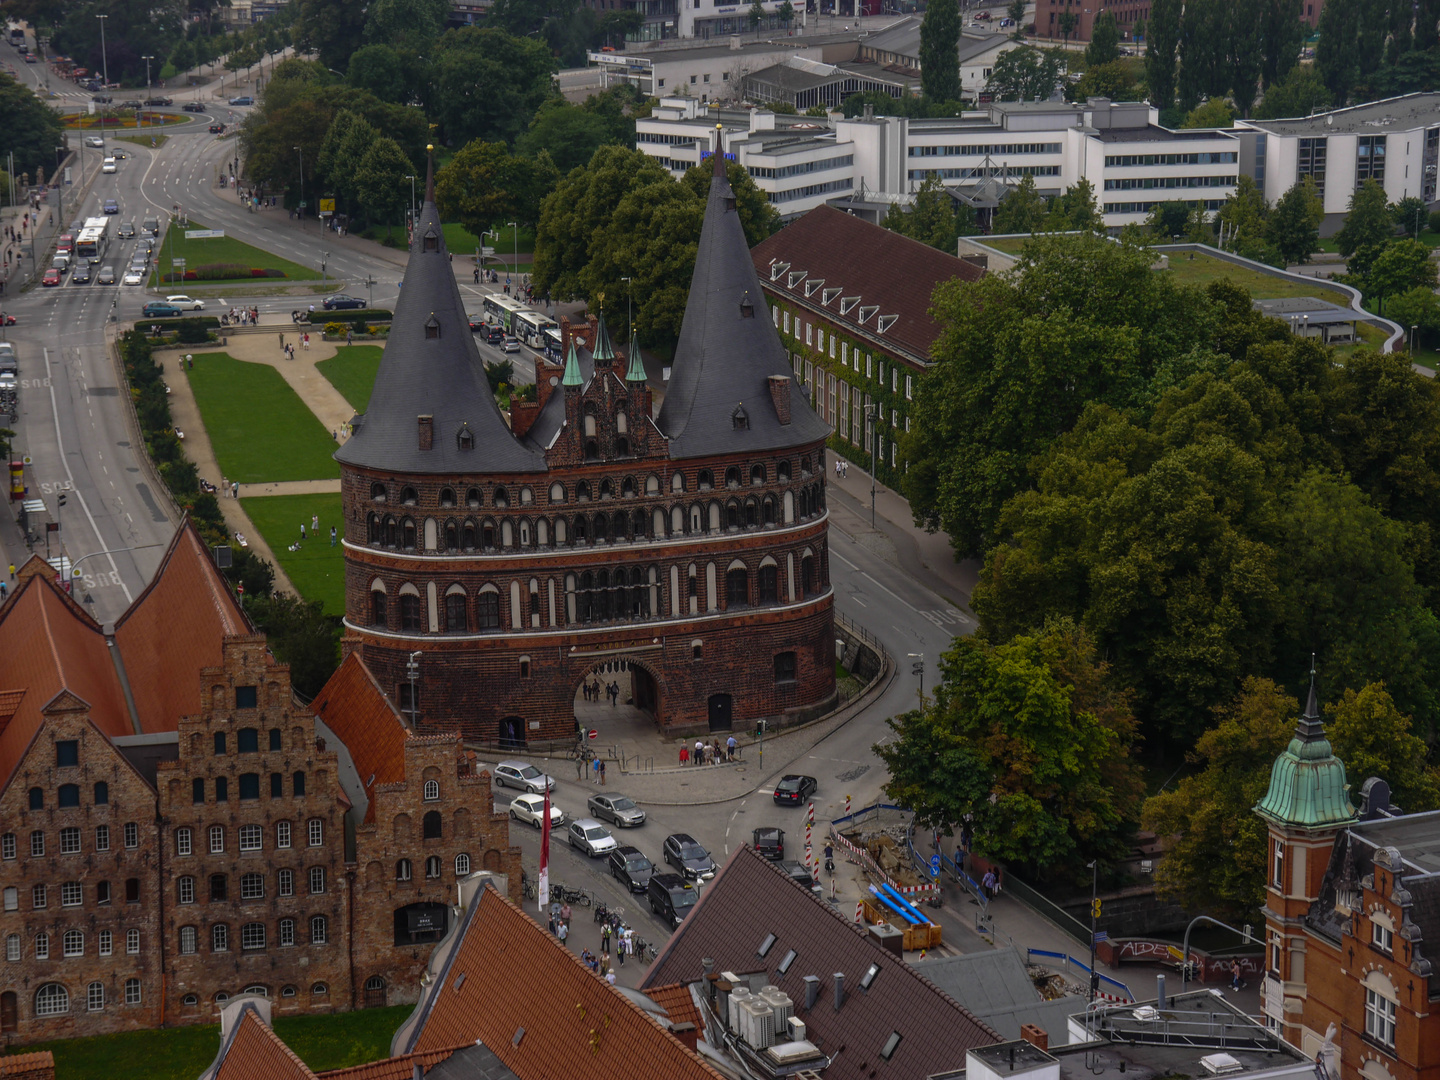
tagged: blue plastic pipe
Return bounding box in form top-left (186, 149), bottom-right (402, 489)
top-left (867, 885), bottom-right (924, 925)
top-left (878, 881), bottom-right (932, 925)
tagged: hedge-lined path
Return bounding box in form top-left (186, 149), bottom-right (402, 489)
top-left (216, 331), bottom-right (360, 448)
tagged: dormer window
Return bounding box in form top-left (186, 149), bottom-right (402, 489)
top-left (858, 304), bottom-right (879, 323)
top-left (740, 293), bottom-right (754, 319)
top-left (788, 270), bottom-right (807, 288)
top-left (804, 278), bottom-right (824, 298)
top-left (425, 315), bottom-right (441, 340)
top-left (732, 405), bottom-right (748, 431)
top-left (769, 260), bottom-right (790, 282)
top-left (822, 288), bottom-right (841, 305)
top-left (423, 229), bottom-right (439, 253)
top-left (457, 427), bottom-right (474, 451)
top-left (877, 314), bottom-right (898, 334)
top-left (840, 296), bottom-right (860, 315)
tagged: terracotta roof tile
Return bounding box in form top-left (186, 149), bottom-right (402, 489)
top-left (114, 523), bottom-right (249, 734)
top-left (215, 1006), bottom-right (318, 1080)
top-left (311, 653), bottom-right (408, 824)
top-left (0, 1050), bottom-right (55, 1079)
top-left (640, 845), bottom-right (1001, 1080)
top-left (409, 886), bottom-right (725, 1080)
top-left (316, 1045), bottom-right (467, 1080)
top-left (647, 982), bottom-right (703, 1031)
top-left (750, 204), bottom-right (983, 362)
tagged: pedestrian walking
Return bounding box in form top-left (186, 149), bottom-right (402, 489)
top-left (599, 759), bottom-right (606, 786)
top-left (330, 526), bottom-right (337, 546)
top-left (593, 758), bottom-right (601, 785)
top-left (711, 738), bottom-right (722, 764)
top-left (679, 745), bottom-right (689, 766)
top-left (726, 734), bottom-right (737, 761)
top-left (232, 481), bottom-right (239, 499)
top-left (312, 514), bottom-right (319, 532)
top-left (981, 869), bottom-right (996, 900)
top-left (560, 901), bottom-right (572, 926)
top-left (474, 267), bottom-right (480, 284)
top-left (300, 524), bottom-right (306, 540)
top-left (601, 923), bottom-right (611, 952)
top-left (346, 328), bottom-right (353, 345)
top-left (557, 920), bottom-right (568, 945)
top-left (695, 740), bottom-right (705, 765)
top-left (605, 969), bottom-right (616, 986)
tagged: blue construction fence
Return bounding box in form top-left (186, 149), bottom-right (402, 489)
top-left (1026, 949), bottom-right (1134, 1002)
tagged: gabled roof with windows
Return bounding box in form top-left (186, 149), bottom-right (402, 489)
top-left (751, 204), bottom-right (982, 364)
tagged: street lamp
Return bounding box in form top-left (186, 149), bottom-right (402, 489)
top-left (863, 403), bottom-right (877, 526)
top-left (1087, 861), bottom-right (1100, 1002)
top-left (96, 15), bottom-right (110, 147)
top-left (509, 221), bottom-right (518, 281)
top-left (1412, 324), bottom-right (1419, 353)
top-left (907, 652), bottom-right (924, 701)
top-left (620, 275), bottom-right (633, 345)
top-left (404, 174), bottom-right (416, 230)
top-left (294, 145), bottom-right (304, 225)
top-left (321, 249), bottom-right (329, 288)
top-left (54, 146), bottom-right (67, 221)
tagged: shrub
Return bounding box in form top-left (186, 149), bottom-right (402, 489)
top-left (324, 322), bottom-right (347, 336)
top-left (1430, 209), bottom-right (1440, 235)
top-left (175, 319), bottom-right (210, 344)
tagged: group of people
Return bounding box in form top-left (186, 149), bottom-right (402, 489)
top-left (582, 679), bottom-right (622, 705)
top-left (293, 514), bottom-right (338, 550)
top-left (222, 307), bottom-right (260, 326)
top-left (679, 736), bottom-right (738, 766)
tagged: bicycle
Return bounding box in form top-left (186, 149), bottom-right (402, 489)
top-left (521, 871), bottom-right (535, 901)
top-left (550, 883), bottom-right (592, 906)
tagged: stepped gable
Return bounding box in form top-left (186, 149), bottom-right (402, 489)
top-left (335, 152), bottom-right (545, 476)
top-left (655, 152), bottom-right (830, 459)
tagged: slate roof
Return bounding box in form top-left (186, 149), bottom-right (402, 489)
top-left (524, 340), bottom-right (596, 451)
top-left (918, 945), bottom-right (1081, 1040)
top-left (655, 156), bottom-right (831, 459)
top-left (211, 1003), bottom-right (318, 1080)
top-left (406, 883), bottom-right (724, 1080)
top-left (751, 204), bottom-right (982, 364)
top-left (335, 161), bottom-right (545, 477)
top-left (414, 1045), bottom-right (523, 1080)
top-left (640, 845), bottom-right (1002, 1080)
top-left (310, 652), bottom-right (408, 824)
top-left (318, 1045), bottom-right (473, 1080)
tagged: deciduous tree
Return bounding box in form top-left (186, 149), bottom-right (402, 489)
top-left (1145, 0), bottom-right (1180, 109)
top-left (1085, 11), bottom-right (1121, 66)
top-left (986, 46), bottom-right (1064, 102)
top-left (435, 139), bottom-right (557, 240)
top-left (347, 44), bottom-right (407, 104)
top-left (427, 27), bottom-right (556, 147)
top-left (354, 136), bottom-right (415, 240)
top-left (0, 73), bottom-right (66, 180)
top-left (1266, 177), bottom-right (1323, 264)
top-left (992, 173), bottom-right (1049, 233)
top-left (920, 0), bottom-right (961, 102)
top-left (1253, 62), bottom-right (1332, 118)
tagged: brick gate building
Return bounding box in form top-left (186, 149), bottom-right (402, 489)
top-left (336, 154), bottom-right (837, 743)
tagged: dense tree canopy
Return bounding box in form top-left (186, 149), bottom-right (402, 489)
top-left (426, 27), bottom-right (556, 147)
top-left (985, 47), bottom-right (1065, 102)
top-left (435, 140), bottom-right (559, 240)
top-left (0, 74), bottom-right (66, 181)
top-left (919, 0), bottom-right (961, 102)
top-left (882, 173), bottom-right (978, 251)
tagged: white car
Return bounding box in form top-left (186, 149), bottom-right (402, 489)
top-left (122, 269), bottom-right (144, 286)
top-left (101, 156), bottom-right (116, 173)
top-left (85, 135), bottom-right (104, 148)
top-left (502, 336), bottom-right (521, 353)
top-left (491, 760), bottom-right (554, 794)
top-left (166, 295), bottom-right (204, 310)
top-left (567, 818), bottom-right (618, 858)
top-left (508, 794), bottom-right (564, 830)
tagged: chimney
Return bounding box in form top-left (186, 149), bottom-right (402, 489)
top-left (864, 102), bottom-right (875, 120)
top-left (803, 975), bottom-right (820, 1011)
top-left (1020, 1024), bottom-right (1048, 1052)
top-left (1156, 974), bottom-right (1167, 1010)
top-left (703, 957), bottom-right (715, 978)
top-left (417, 414), bottom-right (433, 451)
top-left (669, 1021), bottom-right (699, 1052)
top-left (768, 374), bottom-right (791, 425)
top-left (510, 400), bottom-right (540, 440)
top-left (832, 972), bottom-right (844, 1011)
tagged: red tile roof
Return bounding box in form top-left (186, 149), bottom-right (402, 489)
top-left (408, 885), bottom-right (725, 1080)
top-left (0, 574), bottom-right (133, 791)
top-left (640, 845), bottom-right (1002, 1080)
top-left (749, 204), bottom-right (982, 363)
top-left (311, 653), bottom-right (408, 823)
top-left (647, 982), bottom-right (703, 1031)
top-left (214, 1006), bottom-right (318, 1080)
top-left (114, 522), bottom-right (249, 733)
top-left (0, 1050), bottom-right (55, 1080)
top-left (316, 1045), bottom-right (466, 1080)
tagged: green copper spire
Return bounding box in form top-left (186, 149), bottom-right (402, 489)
top-left (562, 339), bottom-right (583, 388)
top-left (1255, 663), bottom-right (1356, 830)
top-left (592, 315), bottom-right (616, 365)
top-left (625, 340), bottom-right (646, 383)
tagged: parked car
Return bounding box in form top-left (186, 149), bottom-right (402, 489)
top-left (608, 846), bottom-right (655, 893)
top-left (773, 774), bottom-right (818, 806)
top-left (71, 262), bottom-right (92, 284)
top-left (228, 95), bottom-right (254, 106)
top-left (97, 265), bottom-right (116, 285)
top-left (567, 817), bottom-right (618, 858)
top-left (165, 295), bottom-right (205, 310)
top-left (587, 793), bottom-right (646, 828)
top-left (122, 268), bottom-right (144, 286)
top-left (662, 833), bottom-right (716, 882)
top-left (647, 872), bottom-right (698, 929)
top-left (41, 269), bottom-right (61, 287)
top-left (322, 294), bottom-right (366, 310)
top-left (181, 101), bottom-right (206, 112)
top-left (144, 96), bottom-right (173, 106)
top-left (118, 221), bottom-right (135, 238)
top-left (491, 760), bottom-right (553, 794)
top-left (777, 859), bottom-right (823, 895)
top-left (508, 793), bottom-right (564, 830)
top-left (208, 122), bottom-right (226, 134)
top-left (752, 826), bottom-right (785, 860)
top-left (84, 135), bottom-right (104, 148)
top-left (101, 156), bottom-right (116, 173)
top-left (141, 302), bottom-right (182, 318)
top-left (102, 198), bottom-right (119, 214)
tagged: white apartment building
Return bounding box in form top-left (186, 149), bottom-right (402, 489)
top-left (1236, 93), bottom-right (1440, 232)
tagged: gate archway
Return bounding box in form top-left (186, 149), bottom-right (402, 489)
top-left (573, 656), bottom-right (661, 734)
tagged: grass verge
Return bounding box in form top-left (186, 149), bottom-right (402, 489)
top-left (116, 133), bottom-right (169, 149)
top-left (240, 492), bottom-right (345, 612)
top-left (153, 218), bottom-right (320, 285)
top-left (13, 1004), bottom-right (412, 1080)
top-left (1162, 251), bottom-right (1350, 302)
top-left (185, 352), bottom-right (339, 482)
top-left (315, 345), bottom-right (384, 413)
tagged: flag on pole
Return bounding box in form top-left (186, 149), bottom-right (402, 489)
top-left (538, 787), bottom-right (551, 914)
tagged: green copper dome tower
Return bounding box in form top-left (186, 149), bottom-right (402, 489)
top-left (1255, 669), bottom-right (1356, 829)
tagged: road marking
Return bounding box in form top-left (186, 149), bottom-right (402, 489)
top-left (831, 548), bottom-right (859, 571)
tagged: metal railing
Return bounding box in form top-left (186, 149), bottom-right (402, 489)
top-left (1026, 949), bottom-right (1133, 1001)
top-left (1004, 872), bottom-right (1093, 947)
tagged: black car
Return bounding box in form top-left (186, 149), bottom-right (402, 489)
top-left (71, 262), bottom-right (92, 284)
top-left (485, 325), bottom-right (504, 344)
top-left (662, 833), bottom-right (716, 882)
top-left (323, 294), bottom-right (366, 310)
top-left (777, 859), bottom-right (823, 895)
top-left (208, 122), bottom-right (226, 134)
top-left (469, 317), bottom-right (486, 333)
top-left (774, 774), bottom-right (818, 806)
top-left (647, 872), bottom-right (698, 929)
top-left (752, 827), bottom-right (785, 860)
top-left (181, 102), bottom-right (206, 113)
top-left (608, 846), bottom-right (655, 893)
top-left (144, 96), bottom-right (173, 106)
top-left (119, 99), bottom-right (142, 110)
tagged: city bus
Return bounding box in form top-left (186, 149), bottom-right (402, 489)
top-left (513, 309), bottom-right (557, 350)
top-left (75, 226), bottom-right (107, 264)
top-left (481, 294), bottom-right (528, 331)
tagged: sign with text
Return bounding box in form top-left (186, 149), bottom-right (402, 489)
top-left (184, 229), bottom-right (224, 240)
top-left (319, 198), bottom-right (334, 214)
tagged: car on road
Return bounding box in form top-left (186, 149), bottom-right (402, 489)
top-left (776, 859), bottom-right (823, 895)
top-left (773, 774), bottom-right (818, 806)
top-left (484, 325), bottom-right (504, 345)
top-left (144, 96), bottom-right (173, 106)
top-left (228, 95), bottom-right (254, 105)
top-left (122, 269), bottom-right (144, 286)
top-left (752, 826), bottom-right (785, 860)
top-left (647, 873), bottom-right (697, 929)
top-left (118, 222), bottom-right (135, 238)
top-left (71, 263), bottom-right (92, 284)
top-left (662, 833), bottom-right (716, 882)
top-left (91, 93), bottom-right (112, 103)
top-left (119, 99), bottom-right (142, 110)
top-left (208, 122), bottom-right (226, 134)
top-left (165, 295), bottom-right (205, 310)
top-left (608, 846), bottom-right (655, 893)
top-left (102, 198), bottom-right (119, 214)
top-left (84, 135), bottom-right (104, 148)
top-left (181, 102), bottom-right (206, 112)
top-left (110, 149), bottom-right (127, 160)
top-left (41, 269), bottom-right (60, 287)
top-left (502, 336), bottom-right (520, 353)
top-left (587, 793), bottom-right (646, 828)
top-left (322, 294), bottom-right (366, 310)
top-left (142, 217), bottom-right (159, 236)
top-left (141, 302), bottom-right (182, 318)
top-left (97, 266), bottom-right (116, 285)
top-left (491, 760), bottom-right (553, 794)
top-left (507, 793), bottom-right (563, 830)
top-left (567, 817), bottom-right (618, 858)
top-left (468, 317), bottom-right (486, 333)
top-left (102, 156), bottom-right (116, 173)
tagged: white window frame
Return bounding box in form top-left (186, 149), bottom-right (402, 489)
top-left (174, 827), bottom-right (190, 856)
top-left (180, 926), bottom-right (196, 955)
top-left (32, 884), bottom-right (46, 909)
top-left (60, 826), bottom-right (81, 855)
top-left (34, 983), bottom-right (66, 1016)
top-left (278, 869), bottom-right (294, 897)
top-left (241, 873), bottom-right (264, 900)
top-left (30, 830), bottom-right (44, 857)
top-left (276, 821), bottom-right (291, 849)
top-left (423, 780), bottom-right (440, 802)
top-left (311, 916), bottom-right (328, 945)
top-left (239, 824), bottom-right (262, 852)
top-left (241, 923), bottom-right (266, 950)
top-left (308, 819), bottom-right (323, 847)
top-left (209, 825), bottom-right (225, 854)
top-left (124, 822), bottom-right (138, 849)
top-left (5, 934), bottom-right (18, 961)
top-left (62, 929), bottom-right (84, 957)
top-left (95, 824), bottom-right (109, 851)
top-left (87, 982), bottom-right (105, 1012)
top-left (309, 867), bottom-right (325, 895)
top-left (125, 978), bottom-right (141, 1005)
top-left (455, 853), bottom-right (471, 876)
top-left (212, 924), bottom-right (229, 952)
top-left (61, 881), bottom-right (82, 907)
top-left (178, 876), bottom-right (195, 905)
top-left (1365, 987), bottom-right (1397, 1047)
top-left (127, 928), bottom-right (139, 955)
top-left (98, 930), bottom-right (112, 956)
top-left (0, 834), bottom-right (12, 860)
top-left (35, 933), bottom-right (49, 960)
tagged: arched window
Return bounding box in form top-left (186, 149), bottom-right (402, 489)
top-left (383, 515), bottom-right (398, 547)
top-left (371, 587), bottom-right (387, 627)
top-left (583, 404), bottom-right (598, 438)
top-left (476, 590), bottom-right (500, 630)
top-left (63, 930), bottom-right (83, 956)
top-left (726, 566), bottom-right (749, 608)
top-left (241, 923), bottom-right (266, 950)
top-left (439, 487), bottom-right (456, 508)
top-left (725, 466), bottom-right (741, 489)
top-left (698, 469), bottom-right (714, 491)
top-left (466, 487), bottom-right (482, 509)
top-left (367, 513), bottom-right (380, 544)
top-left (519, 486), bottom-right (534, 505)
top-left (422, 811), bottom-right (443, 840)
top-left (759, 564), bottom-right (779, 603)
top-left (494, 486), bottom-right (509, 508)
top-left (616, 437), bottom-right (630, 457)
top-left (672, 472), bottom-right (686, 492)
top-left (212, 924), bottom-right (229, 952)
top-left (425, 856), bottom-right (441, 879)
top-left (423, 780), bottom-right (440, 802)
top-left (778, 460), bottom-right (791, 483)
top-left (646, 475), bottom-right (661, 494)
top-left (444, 519), bottom-right (458, 550)
top-left (35, 984), bottom-right (68, 1017)
top-left (462, 519), bottom-right (477, 550)
top-left (726, 501), bottom-right (740, 530)
top-left (763, 496), bottom-right (776, 525)
top-left (310, 918), bottom-right (328, 946)
top-left (399, 593), bottom-right (422, 631)
top-left (482, 519), bottom-right (496, 549)
top-left (593, 512), bottom-right (609, 543)
top-left (312, 979), bottom-right (328, 994)
top-left (179, 926), bottom-right (197, 954)
top-left (400, 486), bottom-right (418, 506)
top-left (401, 517), bottom-right (417, 550)
top-left (396, 859), bottom-right (412, 882)
top-left (745, 498), bottom-right (758, 528)
top-left (445, 589), bottom-right (467, 633)
top-left (600, 478), bottom-right (615, 500)
top-left (801, 554), bottom-right (815, 595)
top-left (370, 482), bottom-right (387, 502)
top-left (801, 456), bottom-right (812, 476)
top-left (751, 463), bottom-right (766, 485)
top-left (455, 853), bottom-right (471, 876)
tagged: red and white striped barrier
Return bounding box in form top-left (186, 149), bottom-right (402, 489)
top-left (855, 902), bottom-right (864, 923)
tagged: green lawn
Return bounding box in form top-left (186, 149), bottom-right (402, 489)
top-left (155, 218), bottom-right (320, 285)
top-left (1162, 251), bottom-right (1350, 302)
top-left (14, 1004), bottom-right (412, 1080)
top-left (240, 492), bottom-right (346, 612)
top-left (185, 353), bottom-right (340, 482)
top-left (316, 345), bottom-right (384, 413)
top-left (116, 133), bottom-right (169, 149)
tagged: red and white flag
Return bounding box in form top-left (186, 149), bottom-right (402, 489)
top-left (538, 787), bottom-right (551, 914)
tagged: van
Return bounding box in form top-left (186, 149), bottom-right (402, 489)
top-left (647, 872), bottom-right (697, 930)
top-left (56, 234), bottom-right (73, 255)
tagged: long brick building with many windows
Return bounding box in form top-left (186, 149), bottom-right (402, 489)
top-left (336, 153), bottom-right (836, 742)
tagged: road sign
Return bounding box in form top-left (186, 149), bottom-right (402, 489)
top-left (587, 728), bottom-right (598, 740)
top-left (930, 855), bottom-right (941, 876)
top-left (298, 201), bottom-right (307, 209)
top-left (319, 198), bottom-right (334, 214)
top-left (1093, 930), bottom-right (1109, 944)
top-left (184, 229), bottom-right (224, 240)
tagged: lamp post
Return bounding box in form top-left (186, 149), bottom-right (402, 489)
top-left (509, 221), bottom-right (517, 281)
top-left (404, 174), bottom-right (416, 233)
top-left (863, 403), bottom-right (877, 526)
top-left (321, 249), bottom-right (329, 289)
top-left (1413, 324), bottom-right (1419, 354)
top-left (294, 145), bottom-right (303, 226)
top-left (1087, 860), bottom-right (1099, 1002)
top-left (141, 55), bottom-right (153, 128)
top-left (907, 652), bottom-right (924, 702)
top-left (96, 15), bottom-right (110, 147)
top-left (621, 275), bottom-right (633, 344)
top-left (54, 146), bottom-right (67, 221)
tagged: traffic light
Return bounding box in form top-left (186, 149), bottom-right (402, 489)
top-left (912, 662), bottom-right (924, 676)
top-left (1092, 898), bottom-right (1102, 918)
top-left (57, 493), bottom-right (66, 508)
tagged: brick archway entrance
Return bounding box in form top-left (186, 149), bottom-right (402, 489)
top-left (573, 656), bottom-right (661, 732)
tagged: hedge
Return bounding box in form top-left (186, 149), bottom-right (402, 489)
top-left (160, 264), bottom-right (289, 282)
top-left (319, 309), bottom-right (393, 326)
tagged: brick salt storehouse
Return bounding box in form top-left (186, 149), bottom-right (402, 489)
top-left (337, 154), bottom-right (836, 742)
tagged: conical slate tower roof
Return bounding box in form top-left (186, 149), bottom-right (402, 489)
top-left (1255, 665), bottom-right (1356, 830)
top-left (655, 153), bottom-right (830, 459)
top-left (335, 153), bottom-right (544, 476)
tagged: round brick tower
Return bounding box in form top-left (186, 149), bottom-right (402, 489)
top-left (336, 151), bottom-right (835, 744)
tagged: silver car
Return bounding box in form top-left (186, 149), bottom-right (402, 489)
top-left (567, 817), bottom-right (618, 858)
top-left (587, 793), bottom-right (646, 828)
top-left (508, 794), bottom-right (564, 830)
top-left (491, 760), bottom-right (553, 794)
